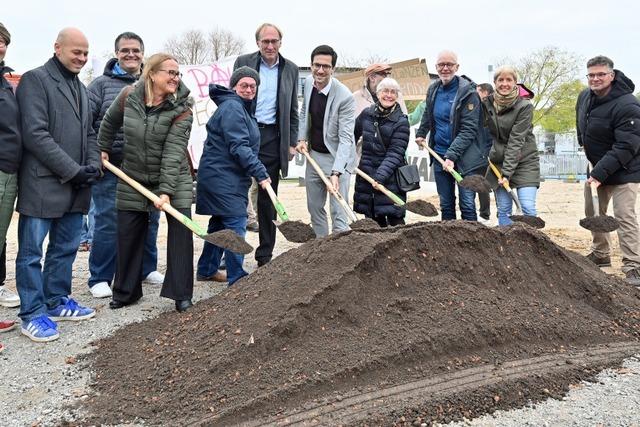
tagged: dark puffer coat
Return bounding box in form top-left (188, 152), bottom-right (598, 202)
top-left (87, 58), bottom-right (139, 166)
top-left (98, 79), bottom-right (194, 210)
top-left (353, 104), bottom-right (410, 218)
top-left (196, 85), bottom-right (269, 217)
top-left (576, 69), bottom-right (640, 185)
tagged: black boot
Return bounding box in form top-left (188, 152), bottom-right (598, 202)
top-left (175, 299), bottom-right (193, 312)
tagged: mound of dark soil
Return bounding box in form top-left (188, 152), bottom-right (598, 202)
top-left (460, 174), bottom-right (491, 193)
top-left (205, 229), bottom-right (252, 254)
top-left (406, 199), bottom-right (439, 217)
top-left (510, 214), bottom-right (546, 229)
top-left (580, 215), bottom-right (621, 232)
top-left (350, 217), bottom-right (380, 230)
top-left (277, 220), bottom-right (315, 243)
top-left (82, 221), bottom-right (640, 426)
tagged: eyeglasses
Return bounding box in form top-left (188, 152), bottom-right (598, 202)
top-left (311, 63), bottom-right (332, 71)
top-left (260, 39), bottom-right (280, 46)
top-left (586, 72), bottom-right (611, 80)
top-left (436, 62), bottom-right (457, 70)
top-left (379, 88), bottom-right (398, 96)
top-left (118, 48), bottom-right (142, 55)
top-left (158, 69), bottom-right (182, 79)
top-left (237, 82), bottom-right (257, 91)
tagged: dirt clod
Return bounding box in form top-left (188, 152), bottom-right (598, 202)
top-left (204, 229), bottom-right (252, 254)
top-left (277, 220), bottom-right (315, 243)
top-left (406, 200), bottom-right (439, 217)
top-left (580, 215), bottom-right (621, 233)
top-left (82, 221), bottom-right (640, 426)
top-left (460, 174), bottom-right (491, 193)
top-left (510, 215), bottom-right (546, 229)
top-left (350, 218), bottom-right (381, 230)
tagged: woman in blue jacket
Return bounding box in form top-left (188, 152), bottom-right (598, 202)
top-left (196, 67), bottom-right (270, 285)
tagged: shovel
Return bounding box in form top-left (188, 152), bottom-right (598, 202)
top-left (302, 150), bottom-right (359, 223)
top-left (417, 141), bottom-right (490, 193)
top-left (354, 167), bottom-right (438, 217)
top-left (102, 159), bottom-right (253, 254)
top-left (488, 160), bottom-right (545, 229)
top-left (579, 164), bottom-right (620, 233)
top-left (264, 184), bottom-right (315, 243)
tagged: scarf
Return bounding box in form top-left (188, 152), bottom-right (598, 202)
top-left (493, 85), bottom-right (519, 113)
top-left (375, 102), bottom-right (397, 119)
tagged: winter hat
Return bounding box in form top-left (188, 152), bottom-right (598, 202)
top-left (229, 66), bottom-right (260, 88)
top-left (0, 22), bottom-right (10, 45)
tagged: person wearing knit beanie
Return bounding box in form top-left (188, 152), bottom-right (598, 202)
top-left (229, 66), bottom-right (260, 89)
top-left (0, 22), bottom-right (10, 46)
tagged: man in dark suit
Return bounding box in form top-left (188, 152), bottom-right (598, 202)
top-left (232, 23), bottom-right (299, 267)
top-left (15, 27), bottom-right (101, 342)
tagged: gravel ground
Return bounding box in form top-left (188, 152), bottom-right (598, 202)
top-left (1, 180), bottom-right (640, 426)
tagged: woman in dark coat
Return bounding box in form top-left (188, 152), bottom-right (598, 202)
top-left (196, 67), bottom-right (270, 285)
top-left (482, 66), bottom-right (540, 226)
top-left (354, 77), bottom-right (410, 227)
top-left (99, 53), bottom-right (195, 312)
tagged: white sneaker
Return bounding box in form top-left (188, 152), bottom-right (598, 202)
top-left (478, 217), bottom-right (492, 226)
top-left (143, 271), bottom-right (164, 285)
top-left (90, 282), bottom-right (112, 299)
top-left (0, 286), bottom-right (20, 308)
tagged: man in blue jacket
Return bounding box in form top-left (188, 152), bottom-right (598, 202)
top-left (415, 50), bottom-right (486, 221)
top-left (86, 32), bottom-right (164, 299)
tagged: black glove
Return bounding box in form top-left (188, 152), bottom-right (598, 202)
top-left (70, 165), bottom-right (100, 188)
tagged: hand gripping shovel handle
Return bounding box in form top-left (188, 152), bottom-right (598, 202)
top-left (264, 183), bottom-right (290, 222)
top-left (354, 167), bottom-right (405, 207)
top-left (488, 161), bottom-right (522, 213)
top-left (302, 150), bottom-right (358, 222)
top-left (419, 142), bottom-right (464, 183)
top-left (102, 159), bottom-right (208, 236)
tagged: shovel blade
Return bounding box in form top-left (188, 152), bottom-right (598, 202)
top-left (201, 230), bottom-right (253, 255)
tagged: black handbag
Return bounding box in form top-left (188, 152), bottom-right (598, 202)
top-left (373, 121), bottom-right (421, 192)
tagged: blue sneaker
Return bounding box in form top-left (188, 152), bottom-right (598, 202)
top-left (47, 297), bottom-right (95, 321)
top-left (21, 315), bottom-right (59, 343)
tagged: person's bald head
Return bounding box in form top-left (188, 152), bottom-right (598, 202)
top-left (54, 27), bottom-right (89, 74)
top-left (435, 50), bottom-right (459, 85)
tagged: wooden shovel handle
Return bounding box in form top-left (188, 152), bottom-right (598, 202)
top-left (419, 142), bottom-right (464, 183)
top-left (302, 150), bottom-right (358, 222)
top-left (354, 167), bottom-right (405, 206)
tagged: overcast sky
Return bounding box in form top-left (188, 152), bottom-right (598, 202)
top-left (3, 0), bottom-right (639, 90)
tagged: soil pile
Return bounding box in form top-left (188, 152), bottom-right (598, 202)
top-left (406, 199), bottom-right (439, 217)
top-left (204, 229), bottom-right (252, 254)
top-left (580, 215), bottom-right (621, 232)
top-left (277, 220), bottom-right (315, 243)
top-left (510, 214), bottom-right (546, 229)
top-left (82, 221), bottom-right (640, 426)
top-left (460, 174), bottom-right (491, 193)
top-left (350, 217), bottom-right (381, 230)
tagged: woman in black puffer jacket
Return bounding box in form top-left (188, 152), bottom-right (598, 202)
top-left (354, 77), bottom-right (410, 227)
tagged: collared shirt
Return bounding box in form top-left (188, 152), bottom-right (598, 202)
top-left (314, 77), bottom-right (332, 96)
top-left (255, 56), bottom-right (278, 124)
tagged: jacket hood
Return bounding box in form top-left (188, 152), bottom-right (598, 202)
top-left (610, 69), bottom-right (635, 97)
top-left (102, 57), bottom-right (140, 81)
top-left (209, 83), bottom-right (253, 111)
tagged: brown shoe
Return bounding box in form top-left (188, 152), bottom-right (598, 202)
top-left (196, 271), bottom-right (227, 283)
top-left (586, 252), bottom-right (611, 267)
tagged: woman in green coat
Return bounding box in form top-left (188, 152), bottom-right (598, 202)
top-left (99, 53), bottom-right (195, 312)
top-left (482, 66), bottom-right (540, 226)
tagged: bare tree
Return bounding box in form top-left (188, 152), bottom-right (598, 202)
top-left (164, 29), bottom-right (209, 65)
top-left (337, 52), bottom-right (390, 69)
top-left (208, 27), bottom-right (244, 61)
top-left (496, 46), bottom-right (583, 126)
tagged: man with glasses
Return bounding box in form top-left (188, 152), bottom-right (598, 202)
top-left (16, 28), bottom-right (100, 342)
top-left (576, 55), bottom-right (640, 287)
top-left (231, 23), bottom-right (299, 267)
top-left (415, 50), bottom-right (486, 221)
top-left (296, 45), bottom-right (356, 237)
top-left (85, 32), bottom-right (165, 299)
top-left (353, 63), bottom-right (407, 116)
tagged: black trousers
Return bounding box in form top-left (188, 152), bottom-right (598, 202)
top-left (478, 190), bottom-right (491, 220)
top-left (374, 215), bottom-right (405, 228)
top-left (255, 125), bottom-right (281, 264)
top-left (113, 209), bottom-right (193, 304)
top-left (0, 242), bottom-right (5, 285)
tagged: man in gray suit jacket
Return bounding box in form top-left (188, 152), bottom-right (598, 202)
top-left (296, 45), bottom-right (356, 237)
top-left (232, 23), bottom-right (299, 267)
top-left (15, 28), bottom-right (101, 343)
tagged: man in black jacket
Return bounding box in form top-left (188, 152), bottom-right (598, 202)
top-left (576, 55), bottom-right (640, 286)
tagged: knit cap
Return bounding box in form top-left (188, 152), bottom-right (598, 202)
top-left (229, 66), bottom-right (260, 88)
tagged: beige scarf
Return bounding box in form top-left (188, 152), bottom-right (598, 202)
top-left (493, 86), bottom-right (519, 113)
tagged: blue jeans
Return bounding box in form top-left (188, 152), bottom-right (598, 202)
top-left (16, 213), bottom-right (82, 321)
top-left (88, 170), bottom-right (160, 287)
top-left (197, 215), bottom-right (247, 285)
top-left (495, 186), bottom-right (537, 226)
top-left (80, 200), bottom-right (95, 244)
top-left (433, 162), bottom-right (477, 220)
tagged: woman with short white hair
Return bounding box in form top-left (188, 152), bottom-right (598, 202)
top-left (353, 77), bottom-right (410, 227)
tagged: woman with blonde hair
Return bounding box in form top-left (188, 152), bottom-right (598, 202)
top-left (482, 65), bottom-right (540, 226)
top-left (99, 53), bottom-right (195, 312)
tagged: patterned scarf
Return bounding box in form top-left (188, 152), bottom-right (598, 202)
top-left (375, 102), bottom-right (397, 119)
top-left (493, 85), bottom-right (519, 113)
